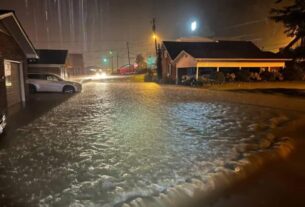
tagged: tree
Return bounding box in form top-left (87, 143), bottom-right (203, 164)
top-left (135, 54), bottom-right (147, 70)
top-left (270, 0), bottom-right (305, 51)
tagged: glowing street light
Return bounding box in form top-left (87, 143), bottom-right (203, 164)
top-left (191, 21), bottom-right (198, 32)
top-left (103, 58), bottom-right (108, 63)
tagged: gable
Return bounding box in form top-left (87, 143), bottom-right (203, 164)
top-left (0, 22), bottom-right (9, 36)
top-left (176, 52), bottom-right (197, 68)
top-left (0, 11), bottom-right (38, 59)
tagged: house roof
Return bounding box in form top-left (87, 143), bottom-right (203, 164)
top-left (0, 10), bottom-right (38, 58)
top-left (163, 41), bottom-right (286, 61)
top-left (0, 10), bottom-right (15, 15)
top-left (30, 49), bottom-right (68, 65)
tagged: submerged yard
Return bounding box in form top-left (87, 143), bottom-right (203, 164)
top-left (0, 82), bottom-right (304, 207)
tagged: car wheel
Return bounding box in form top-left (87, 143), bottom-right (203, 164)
top-left (63, 85), bottom-right (75, 94)
top-left (29, 84), bottom-right (37, 94)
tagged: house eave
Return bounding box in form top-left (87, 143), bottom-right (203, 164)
top-left (195, 58), bottom-right (292, 62)
top-left (28, 64), bottom-right (64, 68)
top-left (0, 12), bottom-right (39, 59)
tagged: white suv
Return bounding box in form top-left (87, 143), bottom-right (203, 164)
top-left (0, 111), bottom-right (6, 135)
top-left (27, 73), bottom-right (82, 93)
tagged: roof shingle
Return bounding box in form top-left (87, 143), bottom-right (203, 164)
top-left (163, 41), bottom-right (285, 60)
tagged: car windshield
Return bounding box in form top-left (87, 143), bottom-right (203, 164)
top-left (28, 74), bottom-right (42, 80)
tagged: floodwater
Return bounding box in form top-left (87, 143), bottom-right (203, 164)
top-left (0, 83), bottom-right (298, 206)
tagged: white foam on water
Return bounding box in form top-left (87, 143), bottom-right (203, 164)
top-left (0, 83), bottom-right (301, 207)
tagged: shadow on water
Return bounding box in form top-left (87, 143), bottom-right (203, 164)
top-left (0, 93), bottom-right (74, 147)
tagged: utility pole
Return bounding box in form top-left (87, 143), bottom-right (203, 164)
top-left (110, 55), bottom-right (114, 74)
top-left (109, 51), bottom-right (114, 74)
top-left (152, 18), bottom-right (158, 55)
top-left (127, 42), bottom-right (131, 67)
top-left (116, 53), bottom-right (119, 70)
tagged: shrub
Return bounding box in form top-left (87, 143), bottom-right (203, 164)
top-left (260, 71), bottom-right (276, 81)
top-left (236, 70), bottom-right (251, 82)
top-left (282, 63), bottom-right (305, 81)
top-left (144, 71), bottom-right (154, 82)
top-left (215, 72), bottom-right (225, 83)
top-left (210, 72), bottom-right (225, 83)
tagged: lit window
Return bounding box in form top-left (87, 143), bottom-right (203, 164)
top-left (4, 62), bottom-right (12, 87)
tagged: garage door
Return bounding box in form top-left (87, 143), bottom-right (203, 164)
top-left (4, 61), bottom-right (23, 107)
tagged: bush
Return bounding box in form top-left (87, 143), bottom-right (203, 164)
top-left (260, 71), bottom-right (276, 81)
top-left (209, 72), bottom-right (225, 83)
top-left (144, 70), bottom-right (154, 82)
top-left (162, 77), bottom-right (176, 84)
top-left (215, 72), bottom-right (225, 83)
top-left (282, 63), bottom-right (305, 81)
top-left (236, 70), bottom-right (251, 82)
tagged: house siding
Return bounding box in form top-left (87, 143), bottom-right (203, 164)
top-left (0, 29), bottom-right (29, 107)
top-left (161, 49), bottom-right (176, 82)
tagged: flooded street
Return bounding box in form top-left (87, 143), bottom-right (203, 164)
top-left (0, 83), bottom-right (299, 206)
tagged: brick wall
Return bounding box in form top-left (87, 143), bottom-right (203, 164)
top-left (161, 49), bottom-right (176, 82)
top-left (0, 28), bottom-right (29, 106)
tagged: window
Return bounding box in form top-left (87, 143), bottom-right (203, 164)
top-left (28, 74), bottom-right (43, 80)
top-left (46, 75), bottom-right (60, 82)
top-left (4, 62), bottom-right (12, 87)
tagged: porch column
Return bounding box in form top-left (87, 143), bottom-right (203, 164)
top-left (196, 64), bottom-right (199, 80)
top-left (217, 67), bottom-right (220, 72)
top-left (176, 67), bottom-right (178, 85)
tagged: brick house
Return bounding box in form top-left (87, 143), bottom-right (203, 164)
top-left (28, 49), bottom-right (69, 79)
top-left (0, 10), bottom-right (38, 108)
top-left (161, 41), bottom-right (290, 84)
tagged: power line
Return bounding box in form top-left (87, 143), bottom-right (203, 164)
top-left (220, 18), bottom-right (268, 31)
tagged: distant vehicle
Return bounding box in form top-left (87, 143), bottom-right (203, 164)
top-left (0, 77), bottom-right (7, 135)
top-left (27, 73), bottom-right (82, 93)
top-left (118, 65), bottom-right (136, 75)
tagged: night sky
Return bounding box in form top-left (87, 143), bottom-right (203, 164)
top-left (0, 0), bottom-right (293, 67)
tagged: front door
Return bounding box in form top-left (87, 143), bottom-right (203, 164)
top-left (4, 60), bottom-right (24, 107)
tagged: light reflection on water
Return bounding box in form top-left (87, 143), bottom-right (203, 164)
top-left (0, 83), bottom-right (293, 206)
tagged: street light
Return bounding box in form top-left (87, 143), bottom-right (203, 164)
top-left (103, 58), bottom-right (108, 64)
top-left (191, 21), bottom-right (198, 32)
top-left (152, 33), bottom-right (158, 55)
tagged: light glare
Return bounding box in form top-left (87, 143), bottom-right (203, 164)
top-left (191, 21), bottom-right (197, 32)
